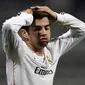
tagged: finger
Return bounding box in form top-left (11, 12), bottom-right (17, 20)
top-left (37, 8), bottom-right (45, 11)
top-left (30, 6), bottom-right (40, 9)
top-left (30, 6), bottom-right (36, 9)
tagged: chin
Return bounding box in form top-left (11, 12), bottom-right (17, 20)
top-left (39, 42), bottom-right (48, 47)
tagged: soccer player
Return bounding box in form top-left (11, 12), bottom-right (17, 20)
top-left (2, 6), bottom-right (85, 85)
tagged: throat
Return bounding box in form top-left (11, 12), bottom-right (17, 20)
top-left (33, 49), bottom-right (44, 56)
top-left (26, 41), bottom-right (44, 56)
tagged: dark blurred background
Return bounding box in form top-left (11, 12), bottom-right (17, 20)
top-left (0, 0), bottom-right (85, 85)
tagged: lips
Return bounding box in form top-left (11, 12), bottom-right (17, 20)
top-left (40, 38), bottom-right (48, 42)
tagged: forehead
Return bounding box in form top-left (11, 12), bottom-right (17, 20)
top-left (34, 17), bottom-right (50, 26)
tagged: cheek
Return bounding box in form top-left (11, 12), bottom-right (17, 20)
top-left (47, 31), bottom-right (51, 39)
top-left (29, 33), bottom-right (38, 42)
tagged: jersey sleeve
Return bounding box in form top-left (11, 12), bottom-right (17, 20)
top-left (47, 12), bottom-right (85, 58)
top-left (2, 12), bottom-right (33, 53)
top-left (56, 12), bottom-right (85, 32)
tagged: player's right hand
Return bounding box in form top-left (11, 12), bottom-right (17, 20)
top-left (23, 9), bottom-right (33, 15)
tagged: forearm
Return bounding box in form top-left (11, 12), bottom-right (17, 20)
top-left (2, 12), bottom-right (33, 52)
top-left (56, 12), bottom-right (85, 32)
top-left (53, 12), bottom-right (85, 56)
top-left (2, 12), bottom-right (33, 33)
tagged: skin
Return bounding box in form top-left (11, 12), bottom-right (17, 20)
top-left (20, 6), bottom-right (57, 55)
top-left (24, 6), bottom-right (57, 20)
top-left (28, 17), bottom-right (50, 49)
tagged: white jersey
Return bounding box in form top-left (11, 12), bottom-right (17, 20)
top-left (2, 12), bottom-right (85, 85)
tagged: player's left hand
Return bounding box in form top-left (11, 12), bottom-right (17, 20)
top-left (30, 6), bottom-right (57, 21)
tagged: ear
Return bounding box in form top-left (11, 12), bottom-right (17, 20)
top-left (19, 29), bottom-right (29, 40)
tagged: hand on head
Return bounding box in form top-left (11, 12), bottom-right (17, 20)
top-left (24, 6), bottom-right (57, 22)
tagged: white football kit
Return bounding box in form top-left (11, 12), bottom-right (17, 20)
top-left (2, 12), bottom-right (85, 85)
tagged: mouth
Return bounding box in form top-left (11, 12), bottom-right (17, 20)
top-left (40, 38), bottom-right (48, 42)
top-left (39, 37), bottom-right (49, 47)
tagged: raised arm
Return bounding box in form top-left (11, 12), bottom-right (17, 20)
top-left (2, 9), bottom-right (33, 53)
top-left (35, 6), bottom-right (85, 56)
top-left (55, 12), bottom-right (85, 56)
top-left (33, 6), bottom-right (85, 31)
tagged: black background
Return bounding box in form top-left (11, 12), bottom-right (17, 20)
top-left (0, 0), bottom-right (85, 85)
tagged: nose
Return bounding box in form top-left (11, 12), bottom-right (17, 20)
top-left (39, 27), bottom-right (47, 35)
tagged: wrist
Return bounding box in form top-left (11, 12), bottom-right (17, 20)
top-left (51, 12), bottom-right (57, 22)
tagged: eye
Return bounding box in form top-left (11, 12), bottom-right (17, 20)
top-left (33, 26), bottom-right (42, 31)
top-left (45, 26), bottom-right (50, 30)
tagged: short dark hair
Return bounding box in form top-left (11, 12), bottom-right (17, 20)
top-left (32, 7), bottom-right (54, 24)
top-left (21, 26), bottom-right (29, 31)
top-left (21, 7), bottom-right (54, 31)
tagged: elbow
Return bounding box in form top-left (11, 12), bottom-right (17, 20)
top-left (2, 22), bottom-right (12, 34)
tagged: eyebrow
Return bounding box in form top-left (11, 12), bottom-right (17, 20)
top-left (45, 24), bottom-right (50, 27)
top-left (32, 24), bottom-right (51, 31)
top-left (34, 24), bottom-right (51, 27)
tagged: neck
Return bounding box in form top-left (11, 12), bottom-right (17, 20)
top-left (33, 49), bottom-right (44, 56)
top-left (26, 42), bottom-right (45, 56)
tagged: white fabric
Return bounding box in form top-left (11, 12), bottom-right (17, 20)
top-left (2, 12), bottom-right (85, 85)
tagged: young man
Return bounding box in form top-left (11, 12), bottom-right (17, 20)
top-left (2, 6), bottom-right (85, 85)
